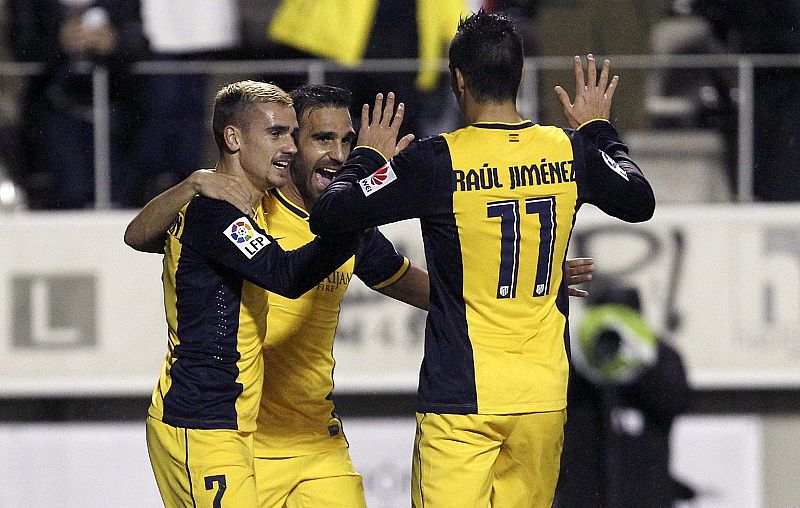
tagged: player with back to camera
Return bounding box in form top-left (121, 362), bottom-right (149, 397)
top-left (126, 81), bottom-right (597, 506)
top-left (139, 80), bottom-right (362, 507)
top-left (308, 9), bottom-right (655, 508)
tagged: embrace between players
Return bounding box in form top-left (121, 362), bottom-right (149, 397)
top-left (125, 10), bottom-right (654, 508)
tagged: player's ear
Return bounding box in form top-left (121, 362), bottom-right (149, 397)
top-left (223, 125), bottom-right (241, 153)
top-left (450, 67), bottom-right (468, 109)
top-left (451, 67), bottom-right (466, 98)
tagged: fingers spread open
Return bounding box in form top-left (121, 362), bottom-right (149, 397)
top-left (361, 102), bottom-right (370, 131)
top-left (606, 75), bottom-right (619, 102)
top-left (573, 55), bottom-right (584, 93)
top-left (587, 54), bottom-right (597, 88)
top-left (566, 257), bottom-right (595, 269)
top-left (392, 102), bottom-right (405, 128)
top-left (554, 86), bottom-right (571, 110)
top-left (598, 59), bottom-right (610, 92)
top-left (569, 273), bottom-right (593, 283)
top-left (568, 288), bottom-right (590, 298)
top-left (372, 93), bottom-right (384, 124)
top-left (381, 92), bottom-right (395, 126)
top-left (395, 133), bottom-right (415, 155)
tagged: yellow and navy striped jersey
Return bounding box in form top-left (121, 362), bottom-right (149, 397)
top-left (253, 189), bottom-right (409, 457)
top-left (148, 196), bottom-right (357, 431)
top-left (310, 120), bottom-right (655, 415)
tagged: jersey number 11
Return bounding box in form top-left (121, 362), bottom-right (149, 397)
top-left (487, 196), bottom-right (556, 300)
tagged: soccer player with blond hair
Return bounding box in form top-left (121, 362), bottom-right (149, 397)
top-left (142, 80), bottom-right (359, 507)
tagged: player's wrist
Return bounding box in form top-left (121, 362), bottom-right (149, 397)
top-left (353, 145), bottom-right (389, 162)
top-left (577, 118), bottom-right (611, 130)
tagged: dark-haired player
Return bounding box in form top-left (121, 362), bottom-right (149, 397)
top-left (248, 85), bottom-right (426, 507)
top-left (309, 10), bottom-right (655, 508)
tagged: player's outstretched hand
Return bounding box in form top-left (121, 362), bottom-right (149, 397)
top-left (357, 92), bottom-right (408, 159)
top-left (395, 133), bottom-right (415, 156)
top-left (565, 257), bottom-right (594, 297)
top-left (554, 54), bottom-right (618, 129)
top-left (190, 169), bottom-right (252, 216)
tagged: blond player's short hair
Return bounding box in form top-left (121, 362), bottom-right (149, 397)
top-left (212, 80), bottom-right (293, 152)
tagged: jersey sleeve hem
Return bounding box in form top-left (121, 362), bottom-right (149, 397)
top-left (351, 145), bottom-right (389, 163)
top-left (369, 257), bottom-right (411, 289)
top-left (576, 118), bottom-right (611, 130)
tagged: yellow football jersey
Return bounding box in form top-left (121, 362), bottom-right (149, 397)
top-left (310, 120), bottom-right (655, 415)
top-left (149, 196), bottom-right (358, 431)
top-left (443, 122), bottom-right (578, 413)
top-left (254, 190), bottom-right (408, 456)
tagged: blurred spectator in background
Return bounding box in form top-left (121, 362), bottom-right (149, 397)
top-left (555, 286), bottom-right (695, 508)
top-left (0, 4), bottom-right (28, 211)
top-left (693, 0), bottom-right (800, 201)
top-left (237, 0), bottom-right (280, 60)
top-left (240, 0), bottom-right (312, 94)
top-left (646, 1), bottom-right (739, 196)
top-left (267, 0), bottom-right (467, 138)
top-left (6, 0), bottom-right (149, 209)
top-left (122, 0), bottom-right (241, 208)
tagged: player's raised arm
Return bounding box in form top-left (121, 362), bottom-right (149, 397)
top-left (124, 169), bottom-right (252, 253)
top-left (554, 54), bottom-right (618, 129)
top-left (310, 91), bottom-right (445, 236)
top-left (557, 55), bottom-right (655, 223)
top-left (355, 92), bottom-right (410, 159)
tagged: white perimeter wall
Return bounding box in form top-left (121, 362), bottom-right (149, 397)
top-left (0, 416), bottom-right (768, 508)
top-left (1, 205), bottom-right (799, 395)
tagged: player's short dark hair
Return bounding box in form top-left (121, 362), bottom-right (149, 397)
top-left (448, 9), bottom-right (523, 103)
top-left (212, 80), bottom-right (292, 152)
top-left (290, 84), bottom-right (352, 126)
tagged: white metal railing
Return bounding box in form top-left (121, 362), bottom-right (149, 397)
top-left (5, 54), bottom-right (800, 207)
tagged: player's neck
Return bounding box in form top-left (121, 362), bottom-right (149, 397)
top-left (464, 99), bottom-right (523, 125)
top-left (279, 182), bottom-right (309, 211)
top-left (215, 159), bottom-right (264, 208)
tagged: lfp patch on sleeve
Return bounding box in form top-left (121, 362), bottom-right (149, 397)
top-left (224, 217), bottom-right (271, 259)
top-left (358, 162), bottom-right (397, 196)
top-left (600, 150), bottom-right (629, 181)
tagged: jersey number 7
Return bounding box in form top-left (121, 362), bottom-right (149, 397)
top-left (204, 475), bottom-right (226, 508)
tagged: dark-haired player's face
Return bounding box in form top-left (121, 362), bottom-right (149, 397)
top-left (290, 106), bottom-right (355, 204)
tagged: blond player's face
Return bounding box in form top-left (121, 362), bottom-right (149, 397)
top-left (238, 103), bottom-right (299, 191)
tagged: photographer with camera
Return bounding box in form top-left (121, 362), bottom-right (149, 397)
top-left (555, 286), bottom-right (695, 508)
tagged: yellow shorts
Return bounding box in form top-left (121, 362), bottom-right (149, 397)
top-left (254, 446), bottom-right (366, 508)
top-left (412, 410), bottom-right (566, 508)
top-left (146, 416), bottom-right (259, 508)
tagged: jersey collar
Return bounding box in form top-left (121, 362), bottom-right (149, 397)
top-left (471, 120), bottom-right (535, 130)
top-left (269, 188), bottom-right (309, 219)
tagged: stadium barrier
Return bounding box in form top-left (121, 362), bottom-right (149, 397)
top-left (4, 53), bottom-right (800, 206)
